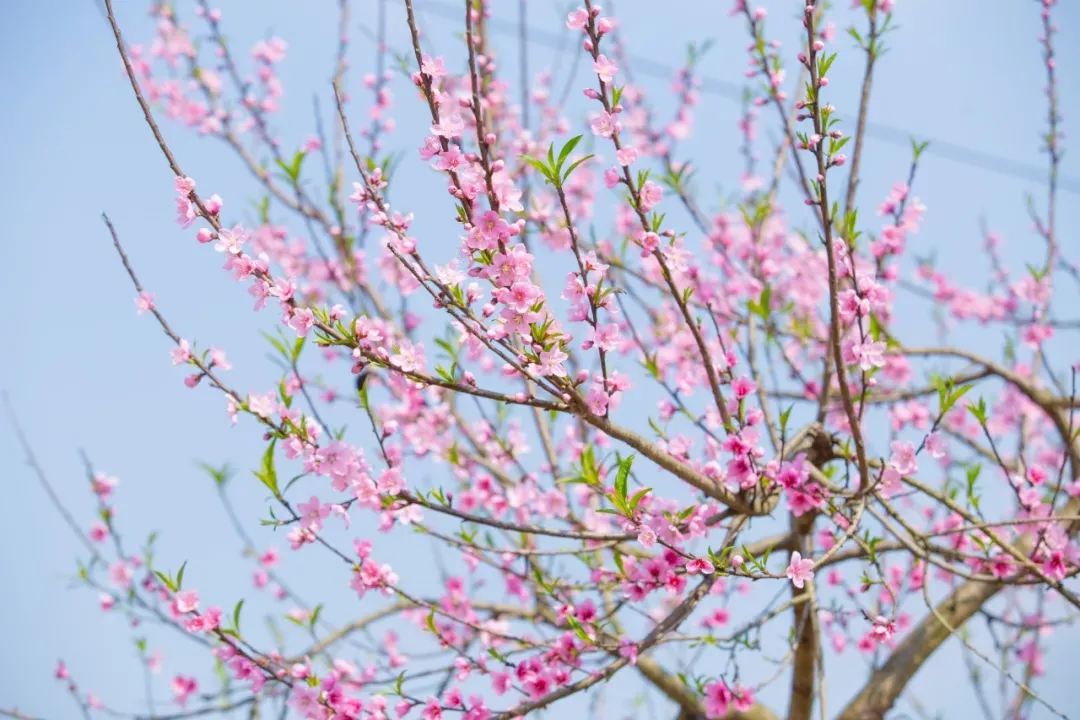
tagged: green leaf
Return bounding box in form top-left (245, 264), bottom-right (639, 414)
top-left (614, 455), bottom-right (634, 508)
top-left (779, 406), bottom-right (793, 436)
top-left (946, 384), bottom-right (974, 414)
top-left (557, 135), bottom-right (583, 169)
top-left (966, 397), bottom-right (989, 425)
top-left (426, 609), bottom-right (438, 636)
top-left (275, 150), bottom-right (306, 184)
top-left (233, 599), bottom-right (244, 633)
top-left (628, 487), bottom-right (651, 513)
top-left (566, 615), bottom-right (592, 644)
top-left (198, 461), bottom-right (231, 487)
top-left (520, 156), bottom-right (554, 184)
top-left (561, 155), bottom-right (594, 184)
top-left (613, 551), bottom-right (627, 578)
top-left (176, 561), bottom-right (187, 590)
top-left (260, 331), bottom-right (289, 361)
top-left (580, 444), bottom-right (599, 486)
top-left (154, 570), bottom-right (177, 593)
top-left (254, 440), bottom-right (281, 497)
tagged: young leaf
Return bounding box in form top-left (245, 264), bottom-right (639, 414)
top-left (562, 155), bottom-right (595, 184)
top-left (614, 455), bottom-right (634, 508)
top-left (233, 599), bottom-right (245, 633)
top-left (154, 570), bottom-right (177, 593)
top-left (254, 440), bottom-right (281, 497)
top-left (628, 487), bottom-right (651, 513)
top-left (557, 135), bottom-right (583, 169)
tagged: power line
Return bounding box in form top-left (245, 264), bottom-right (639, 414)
top-left (417, 0), bottom-right (1080, 196)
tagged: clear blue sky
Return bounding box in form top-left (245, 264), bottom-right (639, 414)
top-left (2, 0), bottom-right (1078, 718)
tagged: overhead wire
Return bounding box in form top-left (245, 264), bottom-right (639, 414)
top-left (417, 0), bottom-right (1080, 196)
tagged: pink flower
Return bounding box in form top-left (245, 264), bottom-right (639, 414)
top-left (89, 522), bottom-right (109, 543)
top-left (209, 348), bottom-right (231, 370)
top-left (1022, 323), bottom-right (1053, 348)
top-left (390, 341), bottom-right (424, 373)
top-left (870, 615), bottom-right (896, 643)
top-left (1042, 551), bottom-right (1067, 581)
top-left (731, 684), bottom-right (754, 712)
top-left (843, 339), bottom-right (886, 372)
top-left (421, 698), bottom-right (443, 720)
top-left (109, 561), bottom-right (132, 589)
top-left (434, 145), bottom-right (464, 172)
top-left (420, 53), bottom-right (447, 79)
top-left (431, 114), bottom-right (464, 139)
top-left (786, 551), bottom-right (814, 589)
top-left (639, 181), bottom-right (663, 212)
top-left (636, 230), bottom-right (660, 257)
top-left (214, 224), bottom-right (247, 254)
top-left (686, 557), bottom-right (715, 575)
top-left (618, 639), bottom-right (638, 665)
top-left (91, 472), bottom-right (118, 498)
top-left (637, 525), bottom-right (657, 548)
top-left (593, 54), bottom-right (618, 83)
top-left (175, 176), bottom-right (196, 195)
top-left (287, 307), bottom-right (315, 337)
top-left (491, 671), bottom-right (512, 695)
top-left (617, 147), bottom-right (638, 166)
top-left (566, 8), bottom-right (589, 30)
top-left (247, 391), bottom-right (278, 419)
top-left (175, 196), bottom-right (197, 228)
top-left (174, 589), bottom-right (199, 614)
top-left (586, 385), bottom-right (609, 415)
top-left (732, 376), bottom-right (757, 400)
top-left (924, 431), bottom-right (947, 459)
top-left (171, 675), bottom-right (198, 707)
top-left (888, 440), bottom-right (917, 475)
top-left (476, 210), bottom-right (509, 243)
top-left (704, 681), bottom-right (732, 718)
top-left (134, 291), bottom-right (155, 315)
top-left (170, 339), bottom-right (192, 365)
top-left (298, 496), bottom-right (331, 532)
top-left (990, 555), bottom-right (1015, 579)
top-left (589, 112), bottom-right (619, 139)
top-left (204, 194), bottom-right (223, 215)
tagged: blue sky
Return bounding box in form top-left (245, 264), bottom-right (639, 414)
top-left (2, 0), bottom-right (1079, 718)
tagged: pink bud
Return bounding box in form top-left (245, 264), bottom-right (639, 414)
top-left (196, 228), bottom-right (215, 244)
